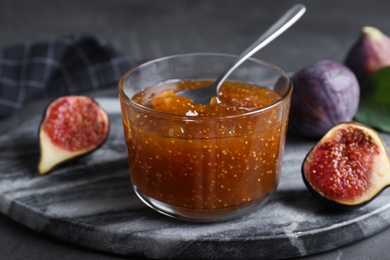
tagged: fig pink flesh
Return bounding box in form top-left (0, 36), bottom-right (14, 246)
top-left (305, 125), bottom-right (379, 203)
top-left (43, 96), bottom-right (109, 152)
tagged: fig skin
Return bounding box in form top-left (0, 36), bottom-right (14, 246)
top-left (38, 96), bottom-right (109, 174)
top-left (289, 60), bottom-right (360, 138)
top-left (302, 122), bottom-right (390, 208)
top-left (345, 26), bottom-right (390, 83)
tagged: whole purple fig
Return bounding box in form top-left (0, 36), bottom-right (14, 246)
top-left (289, 60), bottom-right (360, 138)
top-left (345, 26), bottom-right (390, 82)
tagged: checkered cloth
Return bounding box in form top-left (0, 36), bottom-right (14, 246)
top-left (0, 33), bottom-right (136, 118)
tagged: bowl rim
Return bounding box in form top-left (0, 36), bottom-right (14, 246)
top-left (118, 52), bottom-right (292, 120)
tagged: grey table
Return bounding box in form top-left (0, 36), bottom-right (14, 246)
top-left (1, 0), bottom-right (390, 259)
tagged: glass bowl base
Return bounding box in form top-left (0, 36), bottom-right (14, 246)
top-left (133, 186), bottom-right (276, 223)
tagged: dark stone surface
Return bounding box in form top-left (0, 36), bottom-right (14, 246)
top-left (1, 94), bottom-right (390, 259)
top-left (2, 0), bottom-right (390, 259)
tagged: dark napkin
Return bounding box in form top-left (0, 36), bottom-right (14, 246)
top-left (0, 33), bottom-right (137, 118)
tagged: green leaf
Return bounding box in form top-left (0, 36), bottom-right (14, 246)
top-left (355, 66), bottom-right (390, 133)
top-left (355, 98), bottom-right (390, 133)
top-left (361, 66), bottom-right (390, 102)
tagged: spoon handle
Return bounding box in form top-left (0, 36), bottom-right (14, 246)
top-left (214, 4), bottom-right (306, 91)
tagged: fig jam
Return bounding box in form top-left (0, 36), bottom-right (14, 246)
top-left (120, 80), bottom-right (290, 217)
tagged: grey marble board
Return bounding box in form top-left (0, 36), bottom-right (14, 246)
top-left (1, 96), bottom-right (390, 259)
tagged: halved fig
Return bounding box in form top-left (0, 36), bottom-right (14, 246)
top-left (38, 96), bottom-right (109, 174)
top-left (302, 122), bottom-right (390, 208)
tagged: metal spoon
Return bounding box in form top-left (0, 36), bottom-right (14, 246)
top-left (177, 4), bottom-right (306, 104)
